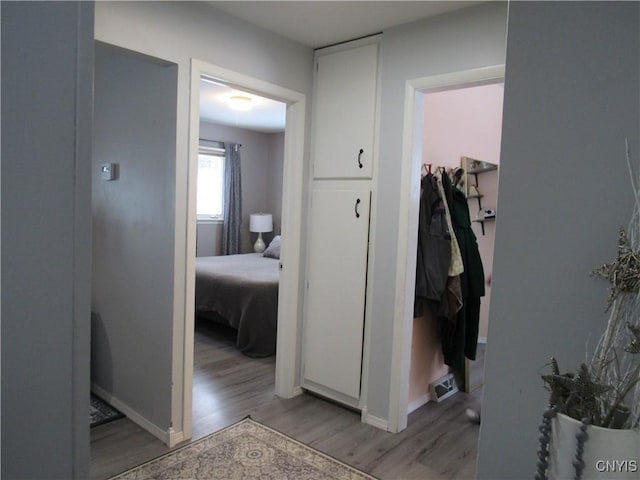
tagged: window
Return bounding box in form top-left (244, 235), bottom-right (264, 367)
top-left (197, 143), bottom-right (225, 221)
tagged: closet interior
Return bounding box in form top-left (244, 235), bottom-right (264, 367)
top-left (408, 83), bottom-right (503, 414)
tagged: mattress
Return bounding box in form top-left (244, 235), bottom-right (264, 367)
top-left (195, 253), bottom-right (279, 357)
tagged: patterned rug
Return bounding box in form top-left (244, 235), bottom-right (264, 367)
top-left (110, 417), bottom-right (377, 479)
top-left (90, 394), bottom-right (124, 428)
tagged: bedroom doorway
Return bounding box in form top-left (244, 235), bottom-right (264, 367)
top-left (191, 78), bottom-right (287, 438)
top-left (179, 59), bottom-right (307, 442)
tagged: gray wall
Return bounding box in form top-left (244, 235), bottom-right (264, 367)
top-left (1, 2), bottom-right (94, 478)
top-left (95, 0), bottom-right (313, 435)
top-left (92, 44), bottom-right (178, 429)
top-left (196, 222), bottom-right (223, 258)
top-left (267, 132), bottom-right (285, 239)
top-left (94, 1), bottom-right (313, 112)
top-left (367, 1), bottom-right (508, 420)
top-left (477, 2), bottom-right (640, 478)
top-left (197, 123), bottom-right (284, 256)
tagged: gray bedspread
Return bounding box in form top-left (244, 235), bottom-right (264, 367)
top-left (195, 253), bottom-right (279, 357)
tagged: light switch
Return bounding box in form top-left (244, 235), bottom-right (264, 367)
top-left (100, 163), bottom-right (116, 181)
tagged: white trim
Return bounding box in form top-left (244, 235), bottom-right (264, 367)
top-left (407, 394), bottom-right (431, 414)
top-left (478, 336), bottom-right (488, 344)
top-left (315, 33), bottom-right (382, 56)
top-left (180, 59), bottom-right (307, 443)
top-left (358, 36), bottom-right (382, 416)
top-left (361, 407), bottom-right (389, 431)
top-left (274, 95), bottom-right (306, 399)
top-left (289, 385), bottom-right (304, 397)
top-left (387, 65), bottom-right (505, 434)
top-left (91, 383), bottom-right (180, 446)
top-left (196, 217), bottom-right (223, 225)
top-left (301, 379), bottom-right (361, 409)
top-left (167, 427), bottom-right (185, 447)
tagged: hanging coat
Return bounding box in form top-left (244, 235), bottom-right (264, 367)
top-left (442, 187), bottom-right (485, 372)
top-left (440, 171), bottom-right (463, 320)
top-left (414, 173), bottom-right (452, 319)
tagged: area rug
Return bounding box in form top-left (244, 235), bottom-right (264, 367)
top-left (110, 416), bottom-right (377, 479)
top-left (90, 394), bottom-right (124, 428)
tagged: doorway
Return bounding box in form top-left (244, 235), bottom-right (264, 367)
top-left (387, 65), bottom-right (505, 433)
top-left (179, 59), bottom-right (307, 442)
top-left (191, 77), bottom-right (286, 439)
top-left (417, 83), bottom-right (503, 398)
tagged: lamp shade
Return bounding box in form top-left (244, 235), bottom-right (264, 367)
top-left (249, 213), bottom-right (273, 233)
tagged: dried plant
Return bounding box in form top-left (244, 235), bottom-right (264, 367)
top-left (542, 140), bottom-right (640, 429)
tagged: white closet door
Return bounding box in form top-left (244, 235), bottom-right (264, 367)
top-left (303, 188), bottom-right (371, 400)
top-left (313, 43), bottom-right (378, 179)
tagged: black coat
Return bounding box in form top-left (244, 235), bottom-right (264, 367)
top-left (442, 187), bottom-right (485, 371)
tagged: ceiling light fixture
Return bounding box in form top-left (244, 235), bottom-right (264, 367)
top-left (228, 95), bottom-right (252, 111)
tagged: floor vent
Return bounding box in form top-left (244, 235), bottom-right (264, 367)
top-left (429, 373), bottom-right (458, 402)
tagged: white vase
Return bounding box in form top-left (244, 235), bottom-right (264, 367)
top-left (549, 412), bottom-right (640, 479)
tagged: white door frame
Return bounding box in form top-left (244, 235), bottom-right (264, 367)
top-left (176, 59), bottom-right (306, 443)
top-left (387, 65), bottom-right (505, 433)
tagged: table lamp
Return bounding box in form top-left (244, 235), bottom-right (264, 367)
top-left (249, 213), bottom-right (273, 253)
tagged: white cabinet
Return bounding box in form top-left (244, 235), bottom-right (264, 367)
top-left (302, 39), bottom-right (378, 407)
top-left (312, 43), bottom-right (378, 179)
top-left (302, 189), bottom-right (371, 400)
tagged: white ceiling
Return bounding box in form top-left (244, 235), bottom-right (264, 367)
top-left (199, 1), bottom-right (481, 133)
top-left (200, 78), bottom-right (287, 133)
top-left (208, 1), bottom-right (480, 49)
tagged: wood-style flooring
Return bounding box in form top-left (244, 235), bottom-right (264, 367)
top-left (91, 319), bottom-right (484, 480)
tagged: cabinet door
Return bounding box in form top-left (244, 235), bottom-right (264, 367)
top-left (303, 189), bottom-right (371, 400)
top-left (313, 43), bottom-right (378, 179)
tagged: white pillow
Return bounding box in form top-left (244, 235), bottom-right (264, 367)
top-left (263, 235), bottom-right (281, 259)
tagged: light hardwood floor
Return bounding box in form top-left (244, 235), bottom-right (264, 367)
top-left (91, 320), bottom-right (484, 480)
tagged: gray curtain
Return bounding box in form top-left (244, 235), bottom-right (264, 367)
top-left (222, 142), bottom-right (242, 255)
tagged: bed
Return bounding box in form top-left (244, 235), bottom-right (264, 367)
top-left (195, 252), bottom-right (280, 357)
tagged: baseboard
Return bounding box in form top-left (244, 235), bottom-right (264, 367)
top-left (361, 407), bottom-right (389, 431)
top-left (478, 337), bottom-right (487, 344)
top-left (301, 380), bottom-right (360, 411)
top-left (407, 394), bottom-right (431, 414)
top-left (91, 383), bottom-right (176, 446)
top-left (290, 385), bottom-right (304, 397)
top-left (167, 427), bottom-right (184, 448)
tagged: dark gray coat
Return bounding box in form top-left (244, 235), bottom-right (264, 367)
top-left (414, 173), bottom-right (452, 319)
